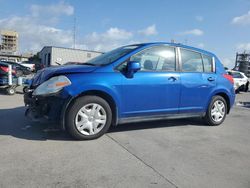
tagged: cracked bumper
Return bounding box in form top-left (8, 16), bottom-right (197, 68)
top-left (24, 91), bottom-right (71, 127)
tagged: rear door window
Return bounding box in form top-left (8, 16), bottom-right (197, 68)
top-left (180, 49), bottom-right (203, 72)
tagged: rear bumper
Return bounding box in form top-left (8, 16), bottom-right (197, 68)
top-left (24, 91), bottom-right (71, 128)
top-left (229, 90), bottom-right (236, 110)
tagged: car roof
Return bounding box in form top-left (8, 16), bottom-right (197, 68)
top-left (0, 61), bottom-right (10, 66)
top-left (0, 61), bottom-right (17, 65)
top-left (0, 61), bottom-right (27, 68)
top-left (132, 42), bottom-right (216, 57)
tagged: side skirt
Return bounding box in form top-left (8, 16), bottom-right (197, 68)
top-left (118, 112), bottom-right (205, 125)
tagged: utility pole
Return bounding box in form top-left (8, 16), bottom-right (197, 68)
top-left (73, 16), bottom-right (76, 49)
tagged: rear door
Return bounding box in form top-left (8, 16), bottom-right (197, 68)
top-left (179, 48), bottom-right (216, 113)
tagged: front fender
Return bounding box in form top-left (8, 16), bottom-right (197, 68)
top-left (65, 73), bottom-right (121, 107)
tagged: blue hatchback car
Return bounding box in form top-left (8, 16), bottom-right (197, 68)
top-left (24, 43), bottom-right (235, 140)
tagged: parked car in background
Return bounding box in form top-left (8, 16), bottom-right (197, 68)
top-left (0, 61), bottom-right (17, 78)
top-left (21, 61), bottom-right (35, 72)
top-left (0, 61), bottom-right (18, 94)
top-left (1, 61), bottom-right (32, 76)
top-left (34, 63), bottom-right (44, 72)
top-left (227, 70), bottom-right (249, 93)
top-left (24, 43), bottom-right (235, 140)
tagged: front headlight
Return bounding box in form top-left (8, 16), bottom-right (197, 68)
top-left (33, 75), bottom-right (71, 96)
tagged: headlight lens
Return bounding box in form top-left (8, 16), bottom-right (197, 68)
top-left (33, 75), bottom-right (71, 96)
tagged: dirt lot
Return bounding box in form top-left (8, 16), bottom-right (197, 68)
top-left (0, 89), bottom-right (250, 188)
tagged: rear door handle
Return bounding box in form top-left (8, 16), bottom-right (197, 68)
top-left (207, 77), bottom-right (215, 81)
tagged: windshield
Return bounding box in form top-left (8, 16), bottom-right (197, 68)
top-left (87, 45), bottom-right (140, 66)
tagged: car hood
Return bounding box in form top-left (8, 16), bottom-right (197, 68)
top-left (31, 65), bottom-right (97, 87)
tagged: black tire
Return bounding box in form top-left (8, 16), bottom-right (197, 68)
top-left (240, 85), bottom-right (244, 92)
top-left (235, 88), bottom-right (240, 94)
top-left (66, 96), bottom-right (112, 140)
top-left (204, 95), bottom-right (227, 126)
top-left (244, 82), bottom-right (249, 92)
top-left (6, 87), bottom-right (16, 95)
top-left (23, 86), bottom-right (29, 93)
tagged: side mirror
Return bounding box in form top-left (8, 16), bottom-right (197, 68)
top-left (127, 61), bottom-right (141, 78)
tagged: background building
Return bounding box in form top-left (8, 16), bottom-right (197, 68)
top-left (0, 30), bottom-right (18, 54)
top-left (0, 30), bottom-right (26, 62)
top-left (234, 52), bottom-right (250, 78)
top-left (39, 46), bottom-right (102, 67)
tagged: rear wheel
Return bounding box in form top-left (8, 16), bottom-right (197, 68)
top-left (66, 96), bottom-right (112, 140)
top-left (204, 95), bottom-right (227, 126)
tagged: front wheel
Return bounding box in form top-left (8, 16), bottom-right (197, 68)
top-left (204, 96), bottom-right (227, 126)
top-left (66, 96), bottom-right (112, 140)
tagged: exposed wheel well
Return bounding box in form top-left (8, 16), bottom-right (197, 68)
top-left (215, 92), bottom-right (231, 114)
top-left (67, 90), bottom-right (117, 126)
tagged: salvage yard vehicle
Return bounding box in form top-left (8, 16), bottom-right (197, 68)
top-left (0, 61), bottom-right (18, 94)
top-left (0, 61), bottom-right (32, 95)
top-left (21, 61), bottom-right (35, 72)
top-left (1, 61), bottom-right (32, 76)
top-left (0, 61), bottom-right (31, 95)
top-left (227, 70), bottom-right (249, 93)
top-left (24, 43), bottom-right (235, 140)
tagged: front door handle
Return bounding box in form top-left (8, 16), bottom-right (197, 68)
top-left (168, 76), bottom-right (178, 81)
top-left (207, 77), bottom-right (215, 81)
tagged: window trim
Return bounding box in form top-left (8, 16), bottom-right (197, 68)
top-left (212, 57), bottom-right (216, 73)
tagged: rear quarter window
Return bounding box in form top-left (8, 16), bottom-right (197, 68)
top-left (202, 54), bottom-right (213, 72)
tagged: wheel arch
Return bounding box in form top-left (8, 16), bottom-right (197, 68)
top-left (61, 90), bottom-right (118, 130)
top-left (213, 92), bottom-right (231, 114)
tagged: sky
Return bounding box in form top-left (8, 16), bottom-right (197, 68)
top-left (0, 0), bottom-right (250, 68)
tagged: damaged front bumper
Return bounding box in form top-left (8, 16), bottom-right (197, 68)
top-left (24, 91), bottom-right (71, 129)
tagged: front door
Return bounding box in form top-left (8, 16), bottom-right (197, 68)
top-left (119, 45), bottom-right (181, 118)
